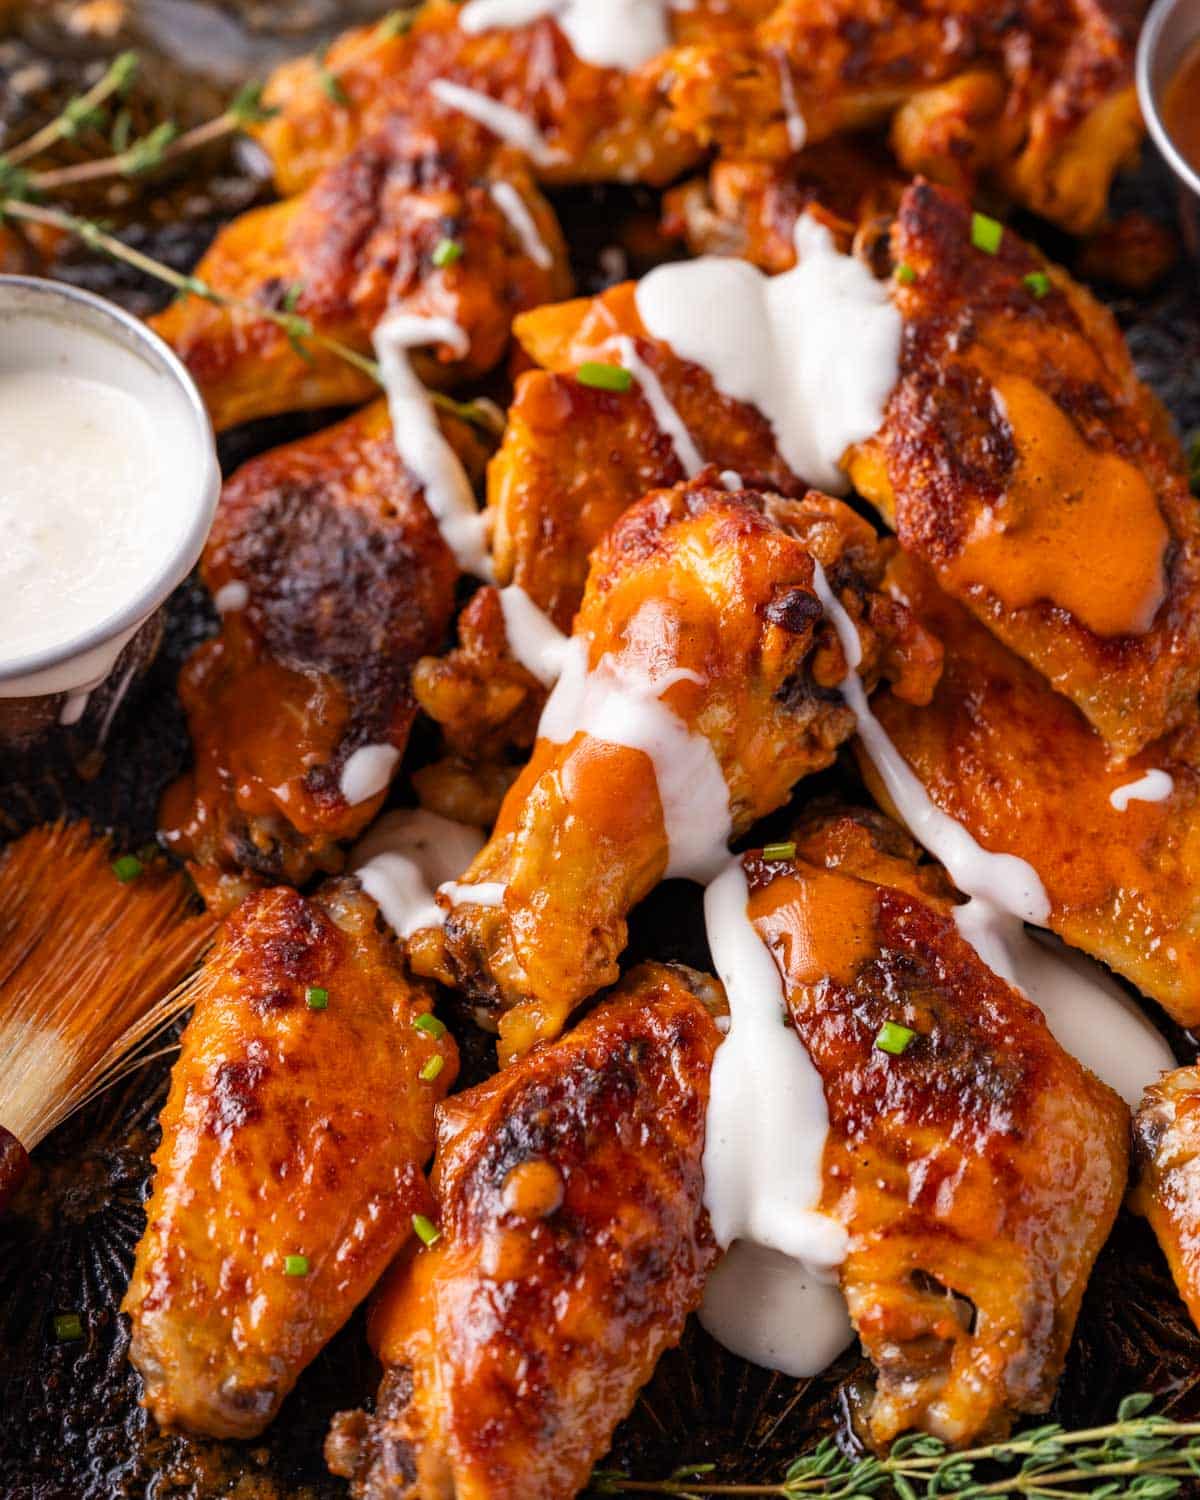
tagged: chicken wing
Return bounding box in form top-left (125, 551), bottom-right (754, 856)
top-left (159, 399), bottom-right (471, 912)
top-left (754, 809), bottom-right (1129, 1444)
top-left (411, 475), bottom-right (942, 1063)
top-left (848, 179), bottom-right (1200, 757)
top-left (151, 112), bottom-right (570, 431)
top-left (1133, 1068), bottom-right (1200, 1334)
top-left (123, 880), bottom-right (458, 1439)
top-left (325, 961), bottom-right (722, 1500)
top-left (666, 0), bottom-right (1143, 231)
top-left (867, 549), bottom-right (1200, 1028)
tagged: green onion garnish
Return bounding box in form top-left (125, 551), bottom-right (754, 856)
top-left (412, 1213), bottom-right (441, 1247)
top-left (284, 1254), bottom-right (309, 1277)
top-left (875, 1020), bottom-right (916, 1056)
top-left (895, 262), bottom-right (916, 285)
top-left (378, 8), bottom-right (414, 37)
top-left (112, 855), bottom-right (143, 884)
top-left (419, 1054), bottom-right (446, 1083)
top-left (577, 361), bottom-right (633, 393)
top-left (762, 841), bottom-right (797, 862)
top-left (53, 1313), bottom-right (83, 1342)
top-left (432, 237), bottom-right (463, 268)
top-left (306, 986), bottom-right (329, 1010)
top-left (1023, 270), bottom-right (1050, 298)
top-left (414, 1011), bottom-right (447, 1039)
top-left (971, 211), bottom-right (1003, 255)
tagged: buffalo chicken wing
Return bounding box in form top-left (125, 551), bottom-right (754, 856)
top-left (1133, 1069), bottom-right (1200, 1336)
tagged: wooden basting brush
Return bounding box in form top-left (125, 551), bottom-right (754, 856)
top-left (0, 821), bottom-right (215, 1211)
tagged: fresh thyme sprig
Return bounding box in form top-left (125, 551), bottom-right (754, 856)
top-left (1, 50), bottom-right (139, 169)
top-left (592, 1396), bottom-right (1200, 1499)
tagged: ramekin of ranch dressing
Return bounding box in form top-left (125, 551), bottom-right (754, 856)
top-left (0, 275), bottom-right (219, 751)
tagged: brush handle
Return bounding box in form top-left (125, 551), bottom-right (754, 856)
top-left (0, 1124), bottom-right (29, 1213)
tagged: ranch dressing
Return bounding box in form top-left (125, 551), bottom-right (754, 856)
top-left (350, 809), bottom-right (486, 939)
top-left (458, 0), bottom-right (686, 72)
top-left (430, 80), bottom-right (563, 168)
top-left (1110, 770), bottom-right (1174, 811)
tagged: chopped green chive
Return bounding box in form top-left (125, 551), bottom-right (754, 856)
top-left (419, 1054), bottom-right (446, 1083)
top-left (284, 1254), bottom-right (309, 1277)
top-left (577, 361), bottom-right (633, 393)
top-left (306, 986), bottom-right (329, 1010)
top-left (53, 1313), bottom-right (83, 1342)
top-left (432, 237), bottom-right (463, 268)
top-left (112, 855), bottom-right (143, 883)
top-left (875, 1020), bottom-right (916, 1056)
top-left (1023, 270), bottom-right (1050, 298)
top-left (412, 1213), bottom-right (441, 1247)
top-left (971, 211), bottom-right (1003, 255)
top-left (895, 261), bottom-right (916, 285)
top-left (414, 1011), bottom-right (447, 1039)
top-left (317, 66), bottom-right (348, 107)
top-left (762, 841), bottom-right (797, 862)
top-left (378, 8), bottom-right (414, 37)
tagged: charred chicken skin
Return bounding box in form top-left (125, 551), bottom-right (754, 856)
top-left (868, 550), bottom-right (1200, 1028)
top-left (123, 881), bottom-right (458, 1439)
top-left (848, 180), bottom-right (1200, 757)
top-left (1133, 1069), bottom-right (1200, 1335)
top-left (151, 111), bottom-right (570, 430)
top-left (411, 474), bottom-right (942, 1064)
top-left (754, 810), bottom-right (1129, 1445)
top-left (159, 400), bottom-right (471, 913)
top-left (325, 962), bottom-right (722, 1500)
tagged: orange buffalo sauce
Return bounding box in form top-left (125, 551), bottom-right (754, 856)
top-left (1165, 38), bottom-right (1200, 179)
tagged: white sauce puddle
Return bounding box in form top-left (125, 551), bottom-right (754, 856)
top-left (635, 215), bottom-right (901, 494)
top-left (458, 0), bottom-right (686, 72)
top-left (489, 180), bottom-right (554, 269)
top-left (340, 744), bottom-right (401, 806)
top-left (1110, 770), bottom-right (1174, 811)
top-left (373, 313), bottom-right (494, 581)
top-left (350, 809), bottom-right (486, 939)
top-left (430, 80), bottom-right (564, 168)
top-left (614, 334), bottom-right (704, 477)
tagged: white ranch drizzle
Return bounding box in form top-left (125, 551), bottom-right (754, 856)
top-left (439, 879), bottom-right (508, 907)
top-left (458, 0), bottom-right (684, 72)
top-left (339, 744), bottom-right (401, 806)
top-left (497, 584), bottom-right (573, 685)
top-left (634, 214), bottom-right (901, 494)
top-left (719, 469), bottom-right (742, 490)
top-left (430, 80), bottom-right (563, 168)
top-left (614, 334), bottom-right (704, 477)
top-left (373, 313), bottom-right (494, 581)
top-left (350, 809), bottom-right (486, 939)
top-left (213, 580), bottom-right (249, 614)
top-left (774, 52), bottom-right (807, 152)
top-left (701, 1243), bottom-right (852, 1379)
top-left (489, 180), bottom-right (554, 269)
top-left (1110, 769), bottom-right (1174, 811)
top-left (810, 560), bottom-right (1174, 1106)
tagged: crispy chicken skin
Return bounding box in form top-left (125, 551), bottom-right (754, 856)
top-left (753, 811), bottom-right (1129, 1445)
top-left (411, 475), bottom-right (942, 1064)
top-left (254, 0), bottom-right (764, 199)
top-left (868, 550), bottom-right (1200, 1028)
top-left (1133, 1069), bottom-right (1200, 1333)
top-left (848, 181), bottom-right (1200, 757)
top-left (151, 112), bottom-right (570, 431)
top-left (666, 0), bottom-right (1143, 231)
top-left (325, 962), bottom-right (722, 1500)
top-left (159, 400), bottom-right (470, 912)
top-left (123, 881), bottom-right (458, 1439)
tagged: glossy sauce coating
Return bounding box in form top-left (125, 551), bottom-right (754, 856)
top-left (1133, 1067), bottom-right (1200, 1333)
top-left (752, 812), bottom-right (1130, 1446)
top-left (325, 962), bottom-right (722, 1500)
top-left (160, 400), bottom-right (465, 912)
top-left (123, 881), bottom-right (458, 1439)
top-left (412, 475), bottom-right (941, 1062)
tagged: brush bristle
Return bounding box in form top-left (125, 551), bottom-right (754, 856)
top-left (0, 822), bottom-right (216, 1152)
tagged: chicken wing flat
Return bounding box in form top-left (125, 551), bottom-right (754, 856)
top-left (160, 399), bottom-right (471, 912)
top-left (123, 880), bottom-right (458, 1439)
top-left (867, 549), bottom-right (1200, 1028)
top-left (151, 112), bottom-right (570, 430)
top-left (325, 961), bottom-right (722, 1500)
top-left (1133, 1068), bottom-right (1200, 1334)
top-left (848, 180), bottom-right (1200, 757)
top-left (756, 810), bottom-right (1129, 1445)
top-left (254, 0), bottom-right (762, 199)
top-left (666, 0), bottom-right (1143, 231)
top-left (411, 475), bottom-right (942, 1063)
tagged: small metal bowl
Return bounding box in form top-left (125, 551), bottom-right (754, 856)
top-left (0, 275), bottom-right (219, 758)
top-left (1138, 0), bottom-right (1200, 253)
